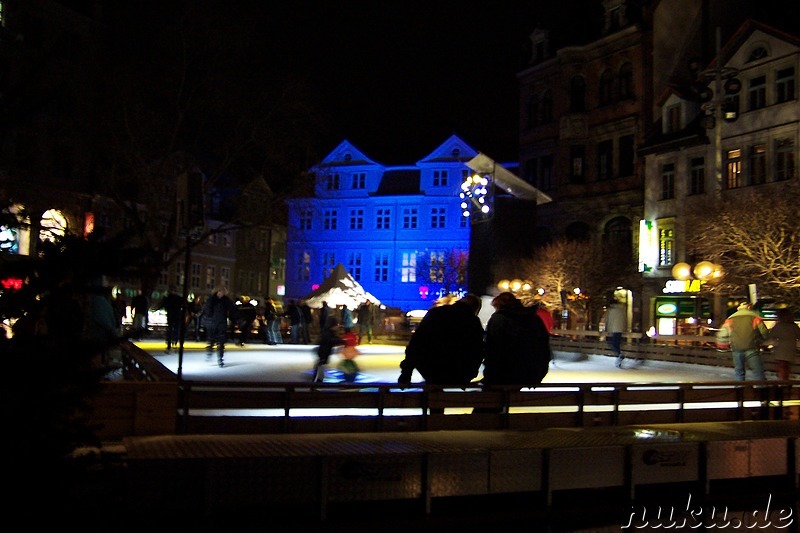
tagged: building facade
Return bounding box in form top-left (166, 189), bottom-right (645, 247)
top-left (639, 20), bottom-right (799, 335)
top-left (285, 135), bottom-right (482, 312)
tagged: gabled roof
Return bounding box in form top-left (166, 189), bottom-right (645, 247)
top-left (316, 140), bottom-right (382, 168)
top-left (710, 19), bottom-right (800, 70)
top-left (374, 168), bottom-right (421, 196)
top-left (418, 134), bottom-right (478, 164)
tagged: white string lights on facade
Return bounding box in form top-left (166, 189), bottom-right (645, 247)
top-left (460, 173), bottom-right (492, 220)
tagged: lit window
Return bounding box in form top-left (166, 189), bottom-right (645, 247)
top-left (726, 149), bottom-right (743, 189)
top-left (401, 252), bottom-right (417, 283)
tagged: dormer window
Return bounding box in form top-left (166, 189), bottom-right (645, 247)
top-left (747, 46), bottom-right (768, 63)
top-left (665, 103), bottom-right (681, 133)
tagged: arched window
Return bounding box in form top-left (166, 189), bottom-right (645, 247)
top-left (602, 216), bottom-right (632, 261)
top-left (569, 76), bottom-right (586, 112)
top-left (40, 209), bottom-right (67, 243)
top-left (618, 63), bottom-right (633, 99)
top-left (565, 221), bottom-right (591, 242)
top-left (599, 69), bottom-right (614, 105)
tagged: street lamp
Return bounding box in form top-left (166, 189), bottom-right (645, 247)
top-left (671, 261), bottom-right (723, 282)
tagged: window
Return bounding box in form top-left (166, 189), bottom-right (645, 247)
top-left (348, 252), bottom-right (362, 281)
top-left (776, 67), bottom-right (795, 103)
top-left (349, 208), bottom-right (363, 230)
top-left (747, 46), bottom-right (768, 62)
top-left (726, 149), bottom-right (742, 189)
top-left (660, 163), bottom-right (675, 200)
top-left (323, 209), bottom-right (338, 230)
top-left (376, 208), bottom-right (391, 229)
top-left (749, 144), bottom-right (766, 185)
top-left (208, 233), bottom-right (217, 246)
top-left (689, 157), bottom-right (705, 195)
top-left (374, 253), bottom-right (389, 282)
top-left (618, 63), bottom-right (633, 99)
top-left (569, 76), bottom-right (586, 112)
top-left (351, 172), bottom-right (366, 189)
top-left (541, 155), bottom-right (554, 189)
top-left (221, 267), bottom-right (230, 289)
top-left (191, 263), bottom-right (201, 289)
top-left (326, 173), bottom-right (340, 190)
top-left (299, 209), bottom-right (313, 230)
top-left (570, 145), bottom-right (585, 183)
top-left (618, 135), bottom-right (634, 176)
top-left (296, 251), bottom-right (310, 281)
top-left (603, 217), bottom-right (632, 261)
top-left (175, 261), bottom-right (184, 287)
top-left (666, 104), bottom-right (681, 133)
top-left (541, 90), bottom-right (553, 123)
top-left (402, 207), bottom-right (418, 229)
top-left (205, 265), bottom-right (216, 291)
top-left (428, 251), bottom-right (445, 283)
top-left (430, 207), bottom-right (446, 229)
top-left (433, 170), bottom-right (448, 187)
top-left (776, 139), bottom-right (795, 181)
top-left (748, 76), bottom-right (766, 111)
top-left (322, 252), bottom-right (336, 278)
top-left (597, 140), bottom-right (613, 180)
top-left (599, 69), bottom-right (614, 106)
top-left (658, 227), bottom-right (674, 267)
top-left (526, 94), bottom-right (539, 128)
top-left (401, 252), bottom-right (417, 283)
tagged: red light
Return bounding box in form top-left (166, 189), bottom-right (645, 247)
top-left (1, 277), bottom-right (23, 290)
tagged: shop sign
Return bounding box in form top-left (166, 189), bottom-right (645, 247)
top-left (663, 279), bottom-right (705, 294)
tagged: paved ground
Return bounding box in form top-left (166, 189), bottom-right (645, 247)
top-left (136, 338), bottom-right (740, 384)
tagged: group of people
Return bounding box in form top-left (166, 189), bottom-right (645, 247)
top-left (716, 302), bottom-right (800, 381)
top-left (395, 292), bottom-right (552, 403)
top-left (311, 299), bottom-right (378, 382)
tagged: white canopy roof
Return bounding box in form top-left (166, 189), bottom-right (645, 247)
top-left (302, 263), bottom-right (381, 310)
top-left (466, 153), bottom-right (552, 204)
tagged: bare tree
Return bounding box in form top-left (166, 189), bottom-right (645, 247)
top-left (515, 238), bottom-right (637, 327)
top-left (685, 183), bottom-right (800, 308)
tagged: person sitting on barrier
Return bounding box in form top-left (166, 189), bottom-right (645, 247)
top-left (398, 293), bottom-right (484, 395)
top-left (474, 292), bottom-right (551, 414)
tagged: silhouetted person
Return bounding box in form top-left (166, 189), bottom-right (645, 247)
top-left (768, 307), bottom-right (800, 380)
top-left (398, 294), bottom-right (484, 387)
top-left (158, 287), bottom-right (184, 354)
top-left (314, 315), bottom-right (345, 382)
top-left (202, 287), bottom-right (235, 368)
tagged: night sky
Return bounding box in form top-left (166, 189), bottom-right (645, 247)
top-left (95, 1), bottom-right (602, 167)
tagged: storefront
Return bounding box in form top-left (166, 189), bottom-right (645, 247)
top-left (652, 295), bottom-right (713, 336)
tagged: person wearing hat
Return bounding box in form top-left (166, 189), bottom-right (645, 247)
top-left (716, 302), bottom-right (769, 381)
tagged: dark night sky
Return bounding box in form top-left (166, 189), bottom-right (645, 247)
top-left (258, 1), bottom-right (602, 165)
top-left (100, 0), bottom-right (600, 167)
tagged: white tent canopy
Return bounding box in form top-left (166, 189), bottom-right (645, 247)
top-left (302, 263), bottom-right (381, 310)
top-left (466, 153), bottom-right (552, 204)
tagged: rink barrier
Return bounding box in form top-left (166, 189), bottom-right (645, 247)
top-left (175, 380), bottom-right (800, 436)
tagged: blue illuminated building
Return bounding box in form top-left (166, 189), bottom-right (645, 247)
top-left (285, 134), bottom-right (484, 312)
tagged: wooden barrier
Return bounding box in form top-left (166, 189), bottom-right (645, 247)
top-left (176, 380), bottom-right (800, 436)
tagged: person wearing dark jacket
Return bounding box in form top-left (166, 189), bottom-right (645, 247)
top-left (202, 287), bottom-right (236, 367)
top-left (398, 294), bottom-right (484, 387)
top-left (158, 287), bottom-right (185, 354)
top-left (314, 315), bottom-right (346, 382)
top-left (481, 291), bottom-right (551, 387)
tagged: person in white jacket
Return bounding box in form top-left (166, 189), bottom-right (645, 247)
top-left (603, 298), bottom-right (627, 368)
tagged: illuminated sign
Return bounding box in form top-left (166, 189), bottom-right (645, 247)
top-left (657, 303), bottom-right (678, 314)
top-left (638, 220), bottom-right (658, 272)
top-left (663, 279), bottom-right (705, 293)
